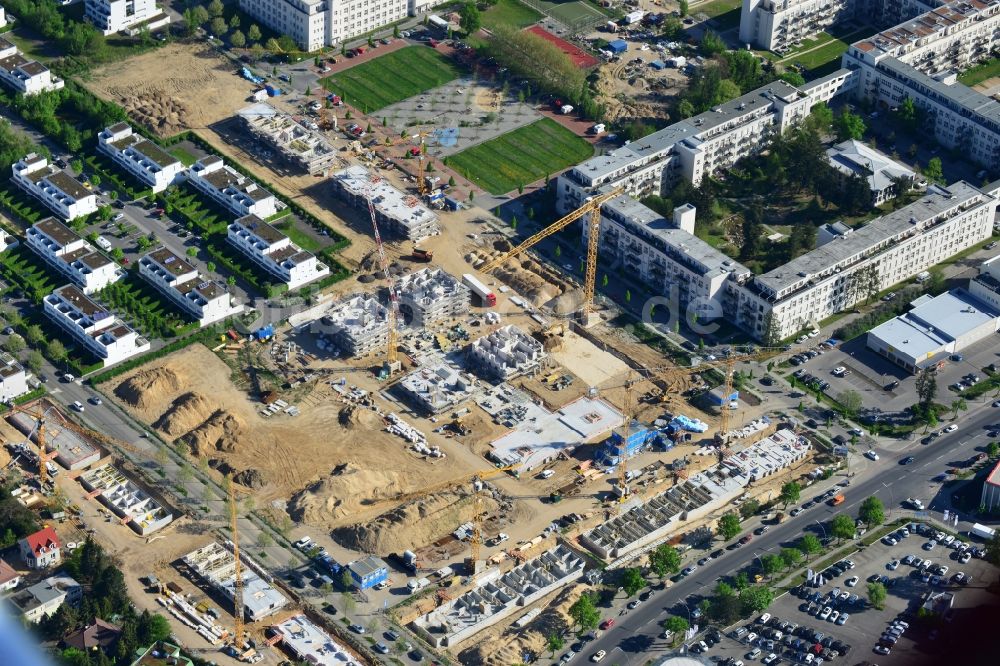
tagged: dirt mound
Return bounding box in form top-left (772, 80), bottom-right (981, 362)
top-left (331, 488), bottom-right (487, 555)
top-left (287, 465), bottom-right (408, 525)
top-left (154, 392), bottom-right (216, 438)
top-left (185, 410), bottom-right (249, 456)
top-left (233, 468), bottom-right (267, 490)
top-left (459, 584), bottom-right (588, 661)
top-left (119, 92), bottom-right (190, 136)
top-left (495, 260), bottom-right (558, 306)
top-left (114, 367), bottom-right (184, 411)
top-left (338, 404), bottom-right (382, 430)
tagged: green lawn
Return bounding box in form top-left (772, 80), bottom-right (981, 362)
top-left (276, 218), bottom-right (326, 252)
top-left (168, 146), bottom-right (199, 167)
top-left (959, 57), bottom-right (1000, 87)
top-left (99, 277), bottom-right (195, 339)
top-left (321, 46), bottom-right (461, 113)
top-left (445, 118), bottom-right (593, 195)
top-left (482, 0), bottom-right (543, 29)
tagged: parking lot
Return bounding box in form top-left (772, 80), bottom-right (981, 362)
top-left (706, 520), bottom-right (996, 666)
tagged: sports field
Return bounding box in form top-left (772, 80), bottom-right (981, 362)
top-left (482, 0), bottom-right (543, 29)
top-left (522, 0), bottom-right (607, 29)
top-left (320, 46), bottom-right (461, 113)
top-left (445, 118), bottom-right (593, 195)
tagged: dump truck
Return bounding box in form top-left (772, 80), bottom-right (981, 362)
top-left (412, 247), bottom-right (433, 262)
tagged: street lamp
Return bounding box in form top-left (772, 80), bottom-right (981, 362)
top-left (882, 481), bottom-right (894, 518)
top-left (814, 520), bottom-right (829, 544)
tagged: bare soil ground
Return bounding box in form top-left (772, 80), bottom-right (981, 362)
top-left (86, 43), bottom-right (254, 137)
top-left (101, 344), bottom-right (463, 514)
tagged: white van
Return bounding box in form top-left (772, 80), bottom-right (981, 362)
top-left (95, 236), bottom-right (113, 251)
top-left (915, 271), bottom-right (931, 283)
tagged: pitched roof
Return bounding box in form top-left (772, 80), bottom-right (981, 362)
top-left (21, 526), bottom-right (60, 556)
top-left (62, 618), bottom-right (122, 650)
top-left (0, 558), bottom-right (19, 585)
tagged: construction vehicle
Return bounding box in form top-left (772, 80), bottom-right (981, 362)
top-left (462, 273), bottom-right (496, 307)
top-left (478, 187), bottom-right (624, 323)
top-left (411, 247), bottom-right (433, 262)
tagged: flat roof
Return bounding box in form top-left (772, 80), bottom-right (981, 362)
top-left (146, 247), bottom-right (195, 276)
top-left (35, 217), bottom-right (80, 246)
top-left (234, 214), bottom-right (287, 244)
top-left (273, 615), bottom-right (358, 666)
top-left (754, 181), bottom-right (986, 298)
top-left (54, 284), bottom-right (105, 317)
top-left (45, 171), bottom-right (92, 200)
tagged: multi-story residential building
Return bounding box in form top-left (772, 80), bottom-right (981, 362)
top-left (396, 267), bottom-right (469, 327)
top-left (740, 0), bottom-right (857, 52)
top-left (0, 352), bottom-right (31, 404)
top-left (43, 285), bottom-right (151, 367)
top-left (12, 153), bottom-right (98, 222)
top-left (313, 293), bottom-right (389, 356)
top-left (84, 0), bottom-right (170, 36)
top-left (238, 103), bottom-right (337, 174)
top-left (332, 166), bottom-right (440, 241)
top-left (227, 214), bottom-right (330, 290)
top-left (18, 527), bottom-right (61, 570)
top-left (0, 37), bottom-right (65, 95)
top-left (188, 156), bottom-right (278, 219)
top-left (557, 80), bottom-right (813, 212)
top-left (138, 247), bottom-right (242, 327)
top-left (734, 180), bottom-right (998, 340)
top-left (97, 123), bottom-right (185, 193)
top-left (8, 575), bottom-right (81, 623)
top-left (26, 218), bottom-right (124, 294)
top-left (825, 139), bottom-right (918, 205)
top-left (468, 325), bottom-right (546, 381)
top-left (239, 0), bottom-right (438, 51)
top-left (0, 7), bottom-right (6, 29)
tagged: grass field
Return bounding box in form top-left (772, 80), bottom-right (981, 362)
top-left (321, 46), bottom-right (461, 113)
top-left (959, 57), bottom-right (1000, 86)
top-left (695, 0), bottom-right (742, 30)
top-left (169, 146), bottom-right (199, 167)
top-left (446, 118), bottom-right (593, 195)
top-left (783, 28), bottom-right (869, 70)
top-left (524, 0), bottom-right (608, 28)
top-left (482, 0), bottom-right (543, 29)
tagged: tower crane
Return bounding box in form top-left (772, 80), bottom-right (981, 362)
top-left (227, 473), bottom-right (245, 652)
top-left (11, 404), bottom-right (61, 487)
top-left (413, 131), bottom-right (431, 197)
top-left (364, 170), bottom-right (404, 377)
top-left (478, 187), bottom-right (624, 323)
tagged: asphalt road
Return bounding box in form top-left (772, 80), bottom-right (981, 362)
top-left (571, 406), bottom-right (998, 666)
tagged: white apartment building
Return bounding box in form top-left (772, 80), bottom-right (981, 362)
top-left (557, 80), bottom-right (812, 212)
top-left (0, 7), bottom-right (6, 29)
top-left (26, 218), bottom-right (124, 294)
top-left (739, 0), bottom-right (857, 52)
top-left (84, 0), bottom-right (170, 36)
top-left (138, 247), bottom-right (242, 327)
top-left (734, 180), bottom-right (998, 340)
top-left (43, 285), bottom-right (151, 367)
top-left (12, 153), bottom-right (98, 222)
top-left (239, 0), bottom-right (421, 52)
top-left (188, 156), bottom-right (278, 219)
top-left (8, 575), bottom-right (81, 623)
top-left (227, 214), bottom-right (330, 290)
top-left (0, 352), bottom-right (31, 404)
top-left (0, 37), bottom-right (64, 96)
top-left (97, 122), bottom-right (185, 193)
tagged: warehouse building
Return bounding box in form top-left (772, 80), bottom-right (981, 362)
top-left (332, 166), bottom-right (440, 241)
top-left (397, 267), bottom-right (469, 327)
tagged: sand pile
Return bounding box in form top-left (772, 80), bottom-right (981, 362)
top-left (119, 92), bottom-right (189, 136)
top-left (185, 410), bottom-right (248, 455)
top-left (114, 367), bottom-right (184, 411)
top-left (330, 488), bottom-right (489, 555)
top-left (495, 258), bottom-right (558, 306)
top-left (154, 392), bottom-right (215, 438)
top-left (287, 465), bottom-right (408, 525)
top-left (338, 404), bottom-right (383, 430)
top-left (459, 584), bottom-right (588, 662)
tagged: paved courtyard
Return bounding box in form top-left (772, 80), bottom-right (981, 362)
top-left (379, 78), bottom-right (542, 158)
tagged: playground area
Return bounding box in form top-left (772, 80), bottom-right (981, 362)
top-left (379, 78), bottom-right (542, 158)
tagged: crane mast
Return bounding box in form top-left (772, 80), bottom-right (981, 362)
top-left (366, 173), bottom-right (402, 375)
top-left (228, 475), bottom-right (245, 651)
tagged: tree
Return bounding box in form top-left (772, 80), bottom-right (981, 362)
top-left (717, 512), bottom-right (741, 541)
top-left (210, 16), bottom-right (227, 36)
top-left (858, 496), bottom-right (885, 527)
top-left (916, 369), bottom-right (937, 406)
top-left (663, 615), bottom-right (689, 635)
top-left (248, 24), bottom-right (262, 42)
top-left (986, 531), bottom-right (1000, 566)
top-left (867, 581), bottom-right (887, 609)
top-left (460, 2), bottom-right (482, 35)
top-left (831, 514), bottom-right (856, 543)
top-left (780, 547), bottom-right (801, 570)
top-left (250, 43), bottom-right (265, 61)
top-left (568, 593), bottom-right (600, 632)
top-left (648, 543), bottom-right (681, 578)
top-left (266, 37), bottom-right (282, 53)
top-left (806, 102), bottom-right (834, 134)
top-left (739, 585), bottom-right (774, 614)
top-left (677, 99), bottom-right (695, 119)
top-left (208, 0), bottom-right (225, 18)
top-left (231, 30), bottom-right (246, 48)
top-left (3, 334), bottom-right (25, 354)
top-left (779, 481), bottom-right (801, 508)
top-left (951, 397), bottom-right (967, 419)
top-left (25, 350), bottom-right (44, 373)
top-left (834, 110), bottom-right (866, 141)
top-left (987, 441), bottom-right (999, 459)
top-left (257, 532), bottom-right (272, 548)
top-left (798, 533), bottom-right (822, 561)
top-left (897, 96), bottom-right (920, 133)
top-left (924, 156), bottom-right (944, 184)
top-left (23, 324), bottom-right (44, 347)
top-left (186, 247), bottom-right (198, 257)
top-left (739, 497), bottom-right (761, 520)
top-left (834, 389), bottom-right (863, 418)
top-left (393, 25), bottom-right (400, 39)
top-left (546, 632), bottom-right (564, 657)
top-left (700, 30), bottom-right (726, 56)
top-left (625, 289), bottom-right (631, 303)
top-left (679, 0), bottom-right (689, 16)
top-left (761, 554), bottom-right (783, 580)
top-left (191, 5), bottom-right (210, 28)
top-left (622, 567), bottom-right (645, 596)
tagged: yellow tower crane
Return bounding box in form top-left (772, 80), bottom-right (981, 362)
top-left (12, 404), bottom-right (61, 487)
top-left (478, 187), bottom-right (624, 322)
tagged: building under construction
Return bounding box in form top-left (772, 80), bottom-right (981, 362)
top-left (78, 463), bottom-right (173, 535)
top-left (331, 165), bottom-right (440, 241)
top-left (7, 410), bottom-right (101, 470)
top-left (398, 361), bottom-right (477, 414)
top-left (237, 103), bottom-right (337, 174)
top-left (467, 325), bottom-right (546, 381)
top-left (312, 293), bottom-right (389, 357)
top-left (397, 267), bottom-right (469, 327)
top-left (182, 541), bottom-right (288, 622)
